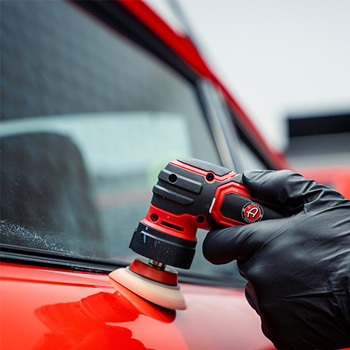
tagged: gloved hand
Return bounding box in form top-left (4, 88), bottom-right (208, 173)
top-left (203, 170), bottom-right (350, 350)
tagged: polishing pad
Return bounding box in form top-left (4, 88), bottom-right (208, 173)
top-left (109, 267), bottom-right (186, 310)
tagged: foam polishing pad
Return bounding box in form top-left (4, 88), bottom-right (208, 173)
top-left (109, 267), bottom-right (186, 310)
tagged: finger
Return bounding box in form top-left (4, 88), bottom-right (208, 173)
top-left (203, 219), bottom-right (282, 263)
top-left (243, 169), bottom-right (343, 212)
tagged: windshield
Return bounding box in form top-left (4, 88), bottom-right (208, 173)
top-left (1, 0), bottom-right (240, 282)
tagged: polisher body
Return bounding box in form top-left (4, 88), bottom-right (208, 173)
top-left (129, 158), bottom-right (284, 269)
top-left (111, 158), bottom-right (284, 310)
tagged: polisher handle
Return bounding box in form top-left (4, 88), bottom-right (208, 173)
top-left (209, 172), bottom-right (284, 226)
top-left (150, 158), bottom-right (284, 231)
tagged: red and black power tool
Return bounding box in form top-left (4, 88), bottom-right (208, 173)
top-left (110, 158), bottom-right (284, 310)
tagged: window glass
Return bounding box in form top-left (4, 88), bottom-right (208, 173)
top-left (240, 141), bottom-right (268, 170)
top-left (225, 105), bottom-right (269, 170)
top-left (0, 1), bottom-right (240, 280)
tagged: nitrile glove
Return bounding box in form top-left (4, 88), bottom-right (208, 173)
top-left (203, 170), bottom-right (350, 350)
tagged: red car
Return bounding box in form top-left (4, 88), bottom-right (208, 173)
top-left (1, 1), bottom-right (345, 349)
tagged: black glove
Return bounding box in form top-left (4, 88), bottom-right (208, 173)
top-left (203, 170), bottom-right (350, 350)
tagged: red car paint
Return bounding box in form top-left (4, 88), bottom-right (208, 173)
top-left (0, 263), bottom-right (274, 350)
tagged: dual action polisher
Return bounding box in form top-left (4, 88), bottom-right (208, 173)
top-left (109, 158), bottom-right (284, 310)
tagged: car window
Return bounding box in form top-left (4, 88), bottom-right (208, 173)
top-left (1, 0), bottom-right (243, 281)
top-left (225, 104), bottom-right (270, 170)
top-left (240, 140), bottom-right (268, 170)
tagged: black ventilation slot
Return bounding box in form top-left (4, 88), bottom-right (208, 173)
top-left (161, 221), bottom-right (184, 231)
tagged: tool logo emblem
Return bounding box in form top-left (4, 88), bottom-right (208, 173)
top-left (242, 203), bottom-right (263, 223)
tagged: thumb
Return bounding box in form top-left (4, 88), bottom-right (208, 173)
top-left (203, 219), bottom-right (282, 264)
